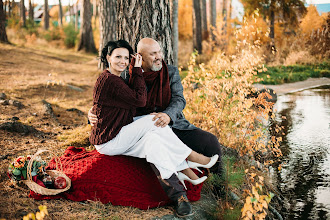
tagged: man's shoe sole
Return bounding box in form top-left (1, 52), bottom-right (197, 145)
top-left (175, 211), bottom-right (194, 218)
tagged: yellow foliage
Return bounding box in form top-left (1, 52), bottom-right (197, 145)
top-left (178, 0), bottom-right (193, 40)
top-left (182, 20), bottom-right (282, 218)
top-left (300, 5), bottom-right (325, 36)
top-left (23, 205), bottom-right (48, 220)
top-left (235, 10), bottom-right (269, 46)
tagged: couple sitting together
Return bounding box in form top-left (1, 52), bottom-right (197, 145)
top-left (88, 38), bottom-right (223, 218)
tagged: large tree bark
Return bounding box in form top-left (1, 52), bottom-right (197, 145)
top-left (172, 0), bottom-right (178, 67)
top-left (98, 0), bottom-right (117, 69)
top-left (20, 0), bottom-right (26, 27)
top-left (192, 0), bottom-right (202, 53)
top-left (43, 0), bottom-right (49, 30)
top-left (0, 0), bottom-right (9, 43)
top-left (209, 0), bottom-right (216, 41)
top-left (117, 0), bottom-right (173, 64)
top-left (77, 0), bottom-right (97, 53)
top-left (201, 0), bottom-right (207, 40)
top-left (58, 0), bottom-right (63, 27)
top-left (28, 0), bottom-right (33, 22)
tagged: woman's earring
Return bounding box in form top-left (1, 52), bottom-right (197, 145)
top-left (108, 62), bottom-right (111, 67)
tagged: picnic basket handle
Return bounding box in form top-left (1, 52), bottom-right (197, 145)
top-left (26, 149), bottom-right (63, 181)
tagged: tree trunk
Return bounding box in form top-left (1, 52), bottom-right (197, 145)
top-left (192, 0), bottom-right (202, 54)
top-left (69, 0), bottom-right (73, 23)
top-left (201, 0), bottom-right (207, 40)
top-left (77, 0), bottom-right (97, 53)
top-left (117, 0), bottom-right (173, 64)
top-left (8, 0), bottom-right (12, 17)
top-left (93, 0), bottom-right (97, 27)
top-left (4, 1), bottom-right (7, 18)
top-left (220, 0), bottom-right (228, 50)
top-left (98, 0), bottom-right (117, 69)
top-left (172, 0), bottom-right (178, 67)
top-left (222, 0), bottom-right (227, 35)
top-left (58, 0), bottom-right (63, 27)
top-left (43, 0), bottom-right (49, 30)
top-left (269, 0), bottom-right (276, 54)
top-left (0, 0), bottom-right (9, 43)
top-left (75, 2), bottom-right (79, 31)
top-left (29, 0), bottom-right (33, 23)
top-left (209, 0), bottom-right (216, 41)
top-left (20, 0), bottom-right (26, 27)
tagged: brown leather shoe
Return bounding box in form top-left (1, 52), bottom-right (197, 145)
top-left (174, 195), bottom-right (193, 218)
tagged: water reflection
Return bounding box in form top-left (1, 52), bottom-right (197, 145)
top-left (270, 85), bottom-right (330, 220)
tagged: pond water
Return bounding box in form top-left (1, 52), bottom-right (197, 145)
top-left (270, 85), bottom-right (330, 219)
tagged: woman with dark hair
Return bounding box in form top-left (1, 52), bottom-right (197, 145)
top-left (89, 40), bottom-right (218, 217)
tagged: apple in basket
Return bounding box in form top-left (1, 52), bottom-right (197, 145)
top-left (54, 177), bottom-right (67, 189)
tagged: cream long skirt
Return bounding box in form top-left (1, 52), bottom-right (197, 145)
top-left (95, 115), bottom-right (192, 179)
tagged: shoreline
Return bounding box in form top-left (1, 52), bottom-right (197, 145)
top-left (253, 77), bottom-right (330, 95)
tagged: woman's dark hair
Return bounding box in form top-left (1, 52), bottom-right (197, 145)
top-left (100, 40), bottom-right (134, 68)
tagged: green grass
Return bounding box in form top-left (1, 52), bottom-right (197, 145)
top-left (257, 62), bottom-right (330, 85)
top-left (207, 155), bottom-right (245, 220)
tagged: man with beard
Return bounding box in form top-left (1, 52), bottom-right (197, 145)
top-left (89, 38), bottom-right (223, 217)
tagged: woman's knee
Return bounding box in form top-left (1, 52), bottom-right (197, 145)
top-left (137, 115), bottom-right (157, 129)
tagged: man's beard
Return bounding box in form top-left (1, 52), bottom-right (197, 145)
top-left (150, 60), bottom-right (162, 71)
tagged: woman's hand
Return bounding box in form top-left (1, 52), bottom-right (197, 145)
top-left (88, 107), bottom-right (98, 126)
top-left (132, 53), bottom-right (142, 67)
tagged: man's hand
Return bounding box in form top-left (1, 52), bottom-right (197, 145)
top-left (88, 107), bottom-right (98, 127)
top-left (150, 112), bottom-right (171, 128)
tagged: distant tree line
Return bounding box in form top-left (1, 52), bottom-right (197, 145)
top-left (0, 0), bottom-right (308, 61)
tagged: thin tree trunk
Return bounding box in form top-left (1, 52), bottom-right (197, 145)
top-left (221, 0), bottom-right (228, 50)
top-left (117, 0), bottom-right (173, 64)
top-left (20, 0), bottom-right (26, 27)
top-left (4, 1), bottom-right (7, 18)
top-left (98, 0), bottom-right (116, 69)
top-left (201, 0), bottom-right (207, 40)
top-left (77, 0), bottom-right (97, 53)
top-left (69, 0), bottom-right (72, 23)
top-left (43, 0), bottom-right (49, 30)
top-left (29, 0), bottom-right (33, 23)
top-left (269, 8), bottom-right (275, 53)
top-left (209, 0), bottom-right (216, 41)
top-left (93, 0), bottom-right (97, 27)
top-left (193, 0), bottom-right (202, 54)
top-left (75, 2), bottom-right (79, 31)
top-left (8, 0), bottom-right (12, 17)
top-left (0, 0), bottom-right (9, 43)
top-left (58, 0), bottom-right (63, 27)
top-left (172, 0), bottom-right (178, 67)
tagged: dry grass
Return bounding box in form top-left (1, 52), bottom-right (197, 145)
top-left (0, 42), bottom-right (173, 219)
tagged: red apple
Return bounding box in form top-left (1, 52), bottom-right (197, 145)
top-left (54, 176), bottom-right (67, 189)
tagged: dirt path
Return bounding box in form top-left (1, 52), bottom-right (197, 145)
top-left (0, 43), bottom-right (172, 219)
top-left (254, 77), bottom-right (330, 95)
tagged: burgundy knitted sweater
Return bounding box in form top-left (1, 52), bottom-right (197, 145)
top-left (89, 67), bottom-right (146, 145)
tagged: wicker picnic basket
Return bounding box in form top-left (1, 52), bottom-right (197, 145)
top-left (23, 149), bottom-right (71, 195)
